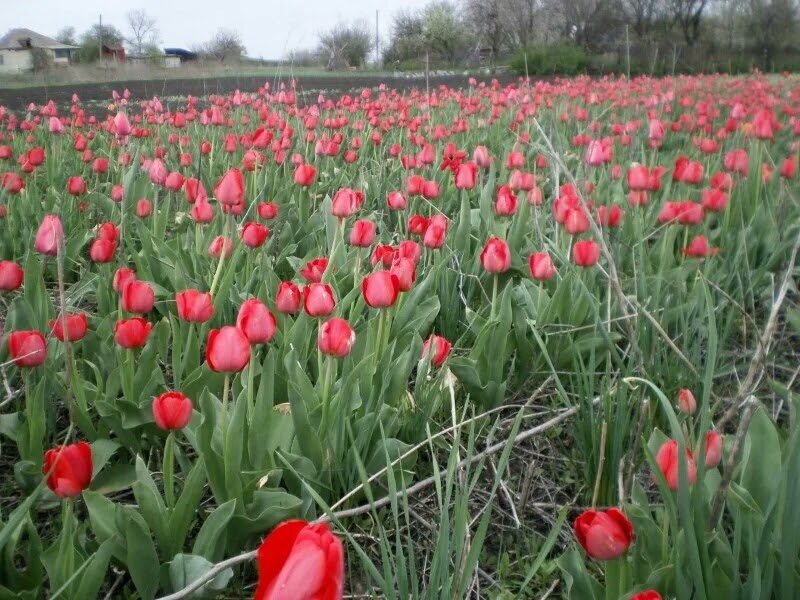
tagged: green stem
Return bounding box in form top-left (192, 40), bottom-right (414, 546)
top-left (124, 349), bottom-right (136, 402)
top-left (489, 275), bottom-right (499, 321)
top-left (59, 499), bottom-right (75, 590)
top-left (319, 356), bottom-right (335, 438)
top-left (163, 432), bottom-right (175, 510)
top-left (373, 309), bottom-right (386, 374)
top-left (247, 347), bottom-right (258, 423)
top-left (221, 373), bottom-right (231, 442)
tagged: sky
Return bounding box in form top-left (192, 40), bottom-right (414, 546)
top-left (3, 0), bottom-right (433, 60)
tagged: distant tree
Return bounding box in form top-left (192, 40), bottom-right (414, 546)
top-left (421, 2), bottom-right (473, 66)
top-left (669, 0), bottom-right (710, 45)
top-left (382, 10), bottom-right (426, 66)
top-left (74, 23), bottom-right (125, 62)
top-left (31, 47), bottom-right (54, 72)
top-left (745, 0), bottom-right (799, 67)
top-left (622, 0), bottom-right (666, 37)
top-left (55, 26), bottom-right (76, 46)
top-left (200, 29), bottom-right (246, 62)
top-left (318, 21), bottom-right (373, 69)
top-left (126, 9), bottom-right (160, 55)
top-left (286, 48), bottom-right (322, 68)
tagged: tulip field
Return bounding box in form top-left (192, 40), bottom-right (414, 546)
top-left (1, 73), bottom-right (800, 599)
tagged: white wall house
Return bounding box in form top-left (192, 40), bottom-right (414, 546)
top-left (0, 28), bottom-right (78, 74)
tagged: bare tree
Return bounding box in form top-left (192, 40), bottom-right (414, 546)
top-left (55, 26), bottom-right (76, 45)
top-left (126, 9), bottom-right (160, 55)
top-left (623, 0), bottom-right (665, 37)
top-left (201, 29), bottom-right (246, 62)
top-left (318, 21), bottom-right (373, 69)
top-left (670, 0), bottom-right (710, 44)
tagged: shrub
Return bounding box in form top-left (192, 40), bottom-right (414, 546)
top-left (509, 44), bottom-right (587, 76)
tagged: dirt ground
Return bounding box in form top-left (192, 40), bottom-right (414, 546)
top-left (0, 73), bottom-right (517, 113)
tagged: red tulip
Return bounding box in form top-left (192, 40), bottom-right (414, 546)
top-left (705, 431), bottom-right (723, 468)
top-left (215, 168), bottom-right (246, 206)
top-left (152, 391), bottom-right (193, 430)
top-left (387, 191), bottom-right (407, 211)
top-left (422, 215), bottom-right (448, 249)
top-left (572, 240), bottom-right (600, 267)
top-left (597, 204), bottom-right (624, 228)
top-left (371, 245), bottom-right (395, 268)
top-left (50, 312), bottom-right (89, 342)
top-left (115, 317), bottom-right (152, 349)
top-left (564, 208), bottom-right (590, 235)
top-left (113, 268), bottom-right (137, 293)
top-left (304, 283), bottom-right (336, 317)
top-left (136, 199), bottom-right (152, 218)
top-left (294, 163), bottom-right (317, 186)
top-left (192, 200), bottom-right (216, 223)
top-left (390, 257), bottom-right (417, 291)
top-left (573, 508), bottom-right (634, 560)
top-left (237, 298), bottom-right (278, 344)
top-left (67, 176), bottom-right (87, 196)
top-left (90, 238), bottom-right (117, 263)
top-left (506, 151), bottom-right (525, 169)
top-left (683, 235), bottom-right (720, 258)
top-left (454, 161), bottom-right (478, 190)
top-left (258, 202), bottom-right (279, 220)
top-left (300, 258), bottom-right (329, 283)
top-left (111, 184), bottom-right (125, 202)
top-left (494, 185), bottom-right (518, 216)
top-left (780, 156), bottom-right (797, 179)
top-left (677, 388), bottom-right (697, 414)
top-left (480, 237), bottom-right (512, 273)
top-left (8, 330), bottom-right (48, 367)
top-left (331, 188), bottom-right (365, 219)
top-left (254, 520), bottom-right (344, 600)
top-left (35, 215), bottom-right (64, 255)
top-left (529, 252), bottom-right (556, 281)
top-left (0, 260), bottom-right (24, 291)
top-left (362, 271), bottom-right (401, 308)
top-left (43, 442), bottom-right (93, 498)
top-left (206, 326), bottom-right (251, 372)
top-left (656, 439), bottom-right (697, 491)
top-left (2, 172), bottom-right (25, 194)
top-left (276, 281), bottom-right (303, 314)
top-left (165, 171), bottom-right (186, 192)
top-left (407, 174), bottom-right (425, 196)
top-left (473, 145), bottom-right (491, 168)
top-left (318, 317), bottom-right (356, 358)
top-left (176, 289), bottom-right (215, 323)
top-left (242, 222), bottom-right (270, 248)
top-left (122, 280), bottom-right (155, 314)
top-left (631, 590), bottom-right (663, 600)
top-left (397, 240), bottom-right (422, 264)
top-left (92, 158), bottom-right (109, 174)
top-left (422, 334), bottom-right (452, 368)
top-left (209, 236), bottom-right (234, 259)
top-left (422, 180), bottom-right (440, 199)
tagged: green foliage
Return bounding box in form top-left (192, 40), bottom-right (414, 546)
top-left (509, 44), bottom-right (588, 76)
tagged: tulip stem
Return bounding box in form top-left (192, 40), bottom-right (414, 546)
top-left (246, 348), bottom-right (257, 423)
top-left (489, 275), bottom-right (499, 321)
top-left (163, 431), bottom-right (176, 510)
top-left (221, 374), bottom-right (231, 439)
top-left (209, 245), bottom-right (226, 297)
top-left (373, 309), bottom-right (386, 373)
top-left (319, 356), bottom-right (335, 437)
top-left (58, 499), bottom-right (75, 590)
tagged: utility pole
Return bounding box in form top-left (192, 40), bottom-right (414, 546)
top-left (375, 10), bottom-right (379, 67)
top-left (98, 14), bottom-right (103, 64)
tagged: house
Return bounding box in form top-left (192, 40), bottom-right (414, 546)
top-left (0, 28), bottom-right (78, 73)
top-left (164, 48), bottom-right (198, 64)
top-left (102, 44), bottom-right (126, 62)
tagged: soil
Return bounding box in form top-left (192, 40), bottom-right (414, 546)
top-left (0, 73), bottom-right (517, 113)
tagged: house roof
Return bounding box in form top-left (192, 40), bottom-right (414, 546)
top-left (0, 28), bottom-right (78, 50)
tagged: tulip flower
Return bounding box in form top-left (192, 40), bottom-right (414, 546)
top-left (390, 257), bottom-right (417, 292)
top-left (254, 520), bottom-right (344, 600)
top-left (8, 330), bottom-right (48, 367)
top-left (258, 202), bottom-right (279, 220)
top-left (683, 235), bottom-right (720, 258)
top-left (276, 282), bottom-right (303, 314)
top-left (529, 252), bottom-right (557, 281)
top-left (90, 239), bottom-right (117, 263)
top-left (423, 215), bottom-right (448, 249)
top-left (705, 431), bottom-right (723, 468)
top-left (0, 260), bottom-right (24, 291)
top-left (43, 442), bottom-right (93, 498)
top-left (300, 258), bottom-right (329, 283)
top-left (136, 199), bottom-right (153, 218)
top-left (152, 391), bottom-right (193, 430)
top-left (656, 439), bottom-right (698, 491)
top-left (294, 163), bottom-right (317, 186)
top-left (215, 168), bottom-right (246, 206)
top-left (362, 271), bottom-right (401, 308)
top-left (237, 298), bottom-right (278, 344)
top-left (454, 161), bottom-right (478, 190)
top-left (122, 280), bottom-right (155, 314)
top-left (422, 334), bottom-right (452, 368)
top-left (349, 219), bottom-right (377, 247)
top-left (473, 145), bottom-right (491, 168)
top-left (387, 191), bottom-right (407, 211)
top-left (176, 290), bottom-right (215, 323)
top-left (113, 268), bottom-right (137, 293)
top-left (50, 312), bottom-right (89, 342)
top-left (304, 283), bottom-right (336, 317)
top-left (494, 185), bottom-right (518, 216)
top-left (34, 215), bottom-right (64, 256)
top-left (631, 590), bottom-right (663, 600)
top-left (331, 188), bottom-right (365, 219)
top-left (572, 240), bottom-right (600, 267)
top-left (677, 388), bottom-right (697, 414)
top-left (318, 317), bottom-right (356, 358)
top-left (67, 176), bottom-right (88, 196)
top-left (573, 508), bottom-right (634, 560)
top-left (115, 317), bottom-right (152, 349)
top-left (206, 326), bottom-right (251, 372)
top-left (480, 237), bottom-right (512, 273)
top-left (242, 222), bottom-right (270, 248)
top-left (209, 236), bottom-right (234, 259)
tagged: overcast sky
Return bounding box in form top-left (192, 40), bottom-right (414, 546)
top-left (4, 0), bottom-right (433, 59)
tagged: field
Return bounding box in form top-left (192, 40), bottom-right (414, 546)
top-left (0, 72), bottom-right (799, 599)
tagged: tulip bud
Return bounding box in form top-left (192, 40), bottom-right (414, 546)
top-left (43, 442), bottom-right (93, 498)
top-left (276, 281), bottom-right (302, 314)
top-left (677, 388), bottom-right (697, 414)
top-left (318, 317), bottom-right (356, 358)
top-left (8, 330), bottom-right (48, 367)
top-left (237, 298), bottom-right (277, 344)
top-left (573, 508), bottom-right (634, 560)
top-left (152, 391), bottom-right (193, 430)
top-left (206, 326), bottom-right (251, 372)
